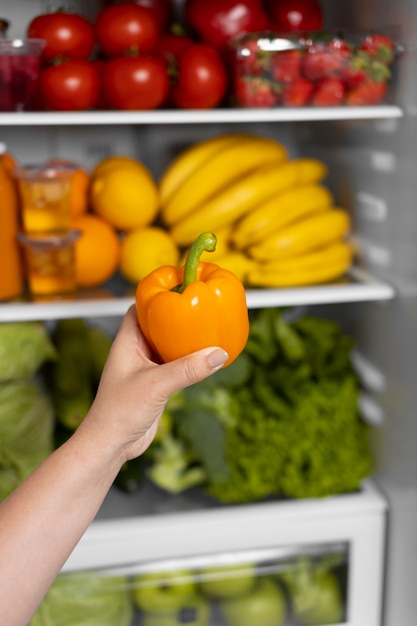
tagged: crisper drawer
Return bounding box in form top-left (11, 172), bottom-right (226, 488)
top-left (38, 480), bottom-right (386, 626)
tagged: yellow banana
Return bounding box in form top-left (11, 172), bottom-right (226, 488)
top-left (170, 162), bottom-right (299, 247)
top-left (295, 158), bottom-right (328, 185)
top-left (159, 133), bottom-right (251, 208)
top-left (248, 209), bottom-right (351, 261)
top-left (213, 252), bottom-right (257, 283)
top-left (246, 240), bottom-right (353, 287)
top-left (233, 183), bottom-right (334, 250)
top-left (161, 135), bottom-right (287, 226)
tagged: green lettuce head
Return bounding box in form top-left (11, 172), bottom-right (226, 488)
top-left (0, 379), bottom-right (54, 501)
top-left (29, 571), bottom-right (134, 626)
top-left (0, 321), bottom-right (57, 381)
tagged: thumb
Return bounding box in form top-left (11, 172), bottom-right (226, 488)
top-left (155, 347), bottom-right (229, 399)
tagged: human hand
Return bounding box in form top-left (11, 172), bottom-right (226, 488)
top-left (79, 305), bottom-right (228, 464)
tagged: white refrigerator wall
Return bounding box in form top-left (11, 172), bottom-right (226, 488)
top-left (2, 1), bottom-right (417, 625)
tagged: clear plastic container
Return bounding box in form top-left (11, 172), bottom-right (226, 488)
top-left (17, 230), bottom-right (80, 301)
top-left (14, 161), bottom-right (77, 233)
top-left (230, 30), bottom-right (402, 108)
top-left (0, 38), bottom-right (45, 111)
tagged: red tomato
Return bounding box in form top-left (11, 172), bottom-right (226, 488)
top-left (39, 60), bottom-right (100, 111)
top-left (171, 44), bottom-right (228, 109)
top-left (95, 4), bottom-right (160, 58)
top-left (27, 13), bottom-right (95, 63)
top-left (158, 32), bottom-right (195, 61)
top-left (263, 0), bottom-right (323, 31)
top-left (102, 55), bottom-right (169, 110)
top-left (101, 0), bottom-right (173, 32)
top-left (184, 0), bottom-right (268, 50)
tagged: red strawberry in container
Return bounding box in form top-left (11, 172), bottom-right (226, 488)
top-left (302, 36), bottom-right (351, 81)
top-left (360, 33), bottom-right (395, 64)
top-left (282, 76), bottom-right (313, 106)
top-left (311, 77), bottom-right (345, 106)
top-left (270, 48), bottom-right (302, 84)
top-left (235, 75), bottom-right (279, 107)
top-left (343, 33), bottom-right (396, 105)
top-left (236, 38), bottom-right (271, 76)
top-left (346, 79), bottom-right (387, 106)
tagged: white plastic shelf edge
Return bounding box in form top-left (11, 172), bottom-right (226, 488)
top-left (0, 105), bottom-right (404, 126)
top-left (0, 268), bottom-right (395, 322)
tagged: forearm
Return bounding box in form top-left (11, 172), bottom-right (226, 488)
top-left (0, 423), bottom-right (124, 626)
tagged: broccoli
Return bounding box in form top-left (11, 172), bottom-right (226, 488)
top-left (146, 434), bottom-right (206, 494)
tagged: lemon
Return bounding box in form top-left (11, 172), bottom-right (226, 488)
top-left (119, 226), bottom-right (180, 284)
top-left (92, 155), bottom-right (144, 179)
top-left (91, 162), bottom-right (159, 231)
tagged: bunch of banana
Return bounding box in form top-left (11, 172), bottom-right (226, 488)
top-left (159, 132), bottom-right (353, 288)
top-left (160, 133), bottom-right (288, 243)
top-left (49, 319), bottom-right (113, 431)
top-left (160, 133), bottom-right (353, 287)
top-left (242, 204), bottom-right (353, 287)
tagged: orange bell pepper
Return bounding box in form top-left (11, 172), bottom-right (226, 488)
top-left (135, 232), bottom-right (249, 367)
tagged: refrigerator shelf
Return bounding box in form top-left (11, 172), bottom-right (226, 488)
top-left (0, 266), bottom-right (395, 322)
top-left (0, 105), bottom-right (404, 126)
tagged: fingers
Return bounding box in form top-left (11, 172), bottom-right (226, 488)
top-left (112, 304), bottom-right (152, 359)
top-left (155, 347), bottom-right (229, 398)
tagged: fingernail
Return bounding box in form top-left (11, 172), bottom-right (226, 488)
top-left (207, 348), bottom-right (228, 369)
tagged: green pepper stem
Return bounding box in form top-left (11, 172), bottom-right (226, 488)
top-left (176, 232), bottom-right (217, 294)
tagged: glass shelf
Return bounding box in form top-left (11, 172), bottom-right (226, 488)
top-left (0, 267), bottom-right (395, 323)
top-left (0, 105), bottom-right (404, 127)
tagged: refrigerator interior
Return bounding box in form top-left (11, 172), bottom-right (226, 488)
top-left (1, 0), bottom-right (417, 624)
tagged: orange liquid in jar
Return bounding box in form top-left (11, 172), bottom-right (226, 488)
top-left (18, 231), bottom-right (80, 300)
top-left (18, 178), bottom-right (73, 233)
top-left (14, 162), bottom-right (77, 234)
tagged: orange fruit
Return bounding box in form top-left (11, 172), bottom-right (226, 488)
top-left (90, 161), bottom-right (159, 231)
top-left (119, 226), bottom-right (179, 284)
top-left (72, 214), bottom-right (121, 288)
top-left (70, 167), bottom-right (90, 217)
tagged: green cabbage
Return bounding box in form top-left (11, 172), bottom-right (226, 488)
top-left (29, 571), bottom-right (134, 626)
top-left (0, 379), bottom-right (54, 501)
top-left (0, 321), bottom-right (57, 381)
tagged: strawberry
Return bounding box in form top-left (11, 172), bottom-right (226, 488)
top-left (312, 77), bottom-right (346, 106)
top-left (282, 76), bottom-right (314, 106)
top-left (360, 33), bottom-right (395, 64)
top-left (340, 52), bottom-right (369, 87)
top-left (302, 37), bottom-right (351, 81)
top-left (235, 76), bottom-right (279, 107)
top-left (270, 49), bottom-right (302, 84)
top-left (237, 38), bottom-right (271, 76)
top-left (346, 79), bottom-right (387, 105)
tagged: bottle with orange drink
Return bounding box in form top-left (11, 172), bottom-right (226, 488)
top-left (0, 144), bottom-right (24, 301)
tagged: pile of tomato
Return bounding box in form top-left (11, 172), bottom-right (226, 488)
top-left (26, 0), bottom-right (324, 112)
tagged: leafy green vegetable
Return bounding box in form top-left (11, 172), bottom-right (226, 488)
top-left (29, 571), bottom-right (134, 626)
top-left (277, 377), bottom-right (372, 499)
top-left (147, 309), bottom-right (373, 504)
top-left (176, 407), bottom-right (229, 484)
top-left (0, 322), bottom-right (57, 381)
top-left (0, 379), bottom-right (54, 502)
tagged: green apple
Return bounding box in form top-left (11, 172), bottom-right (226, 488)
top-left (133, 569), bottom-right (196, 613)
top-left (142, 594), bottom-right (211, 626)
top-left (220, 577), bottom-right (287, 626)
top-left (199, 562), bottom-right (256, 599)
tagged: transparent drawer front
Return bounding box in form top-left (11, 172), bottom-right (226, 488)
top-left (30, 543), bottom-right (348, 626)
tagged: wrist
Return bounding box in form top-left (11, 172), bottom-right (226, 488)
top-left (69, 415), bottom-right (127, 480)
